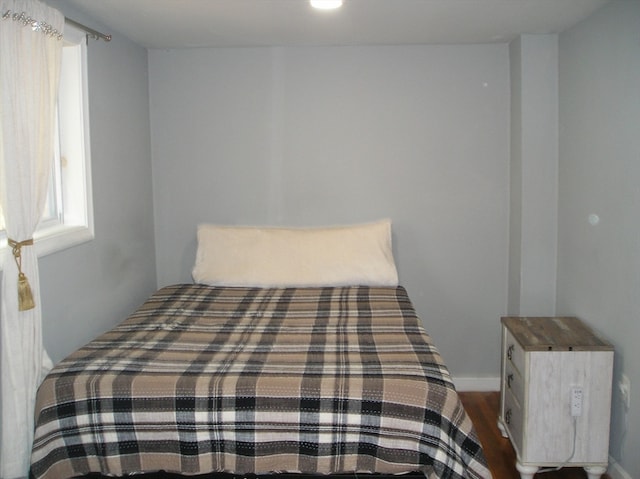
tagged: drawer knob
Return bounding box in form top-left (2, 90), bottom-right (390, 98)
top-left (505, 408), bottom-right (512, 425)
top-left (507, 373), bottom-right (514, 389)
top-left (507, 344), bottom-right (514, 360)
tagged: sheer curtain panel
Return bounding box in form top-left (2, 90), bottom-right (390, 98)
top-left (0, 1), bottom-right (63, 478)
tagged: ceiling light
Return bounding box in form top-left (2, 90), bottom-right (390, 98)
top-left (310, 0), bottom-right (343, 10)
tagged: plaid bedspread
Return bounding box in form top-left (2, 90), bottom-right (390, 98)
top-left (31, 284), bottom-right (491, 479)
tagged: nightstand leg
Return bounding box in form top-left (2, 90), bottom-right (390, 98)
top-left (497, 417), bottom-right (508, 438)
top-left (515, 462), bottom-right (538, 479)
top-left (584, 465), bottom-right (607, 479)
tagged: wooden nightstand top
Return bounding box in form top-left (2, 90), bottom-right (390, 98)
top-left (501, 316), bottom-right (613, 351)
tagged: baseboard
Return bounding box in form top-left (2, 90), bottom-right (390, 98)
top-left (608, 456), bottom-right (632, 479)
top-left (452, 376), bottom-right (500, 392)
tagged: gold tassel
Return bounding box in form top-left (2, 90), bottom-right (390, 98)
top-left (18, 272), bottom-right (35, 311)
top-left (7, 238), bottom-right (36, 311)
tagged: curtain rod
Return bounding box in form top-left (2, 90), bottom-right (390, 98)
top-left (65, 17), bottom-right (111, 42)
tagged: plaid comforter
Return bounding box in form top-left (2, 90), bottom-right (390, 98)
top-left (31, 285), bottom-right (491, 479)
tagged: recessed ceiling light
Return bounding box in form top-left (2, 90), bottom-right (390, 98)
top-left (310, 0), bottom-right (343, 10)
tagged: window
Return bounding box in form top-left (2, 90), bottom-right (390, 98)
top-left (0, 24), bottom-right (94, 261)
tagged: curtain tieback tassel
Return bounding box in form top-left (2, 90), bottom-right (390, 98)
top-left (7, 238), bottom-right (35, 311)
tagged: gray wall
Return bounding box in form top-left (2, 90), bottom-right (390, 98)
top-left (148, 44), bottom-right (510, 379)
top-left (557, 1), bottom-right (640, 476)
top-left (38, 3), bottom-right (158, 363)
top-left (508, 35), bottom-right (558, 316)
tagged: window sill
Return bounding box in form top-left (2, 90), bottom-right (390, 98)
top-left (0, 224), bottom-right (94, 270)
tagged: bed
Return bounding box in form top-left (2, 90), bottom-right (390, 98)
top-left (30, 221), bottom-right (491, 479)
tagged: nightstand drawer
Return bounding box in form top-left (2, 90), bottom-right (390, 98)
top-left (504, 361), bottom-right (524, 406)
top-left (504, 328), bottom-right (525, 376)
top-left (503, 387), bottom-right (524, 453)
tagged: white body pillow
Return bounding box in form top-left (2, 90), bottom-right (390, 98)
top-left (192, 220), bottom-right (399, 288)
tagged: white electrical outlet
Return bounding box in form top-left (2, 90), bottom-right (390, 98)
top-left (619, 373), bottom-right (631, 410)
top-left (571, 387), bottom-right (583, 416)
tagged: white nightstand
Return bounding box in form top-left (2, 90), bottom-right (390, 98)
top-left (497, 316), bottom-right (614, 479)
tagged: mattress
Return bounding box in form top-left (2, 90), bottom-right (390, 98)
top-left (30, 284), bottom-right (491, 479)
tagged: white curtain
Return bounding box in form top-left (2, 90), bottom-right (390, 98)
top-left (0, 1), bottom-right (63, 478)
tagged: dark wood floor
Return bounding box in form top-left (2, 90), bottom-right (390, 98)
top-left (458, 391), bottom-right (611, 479)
